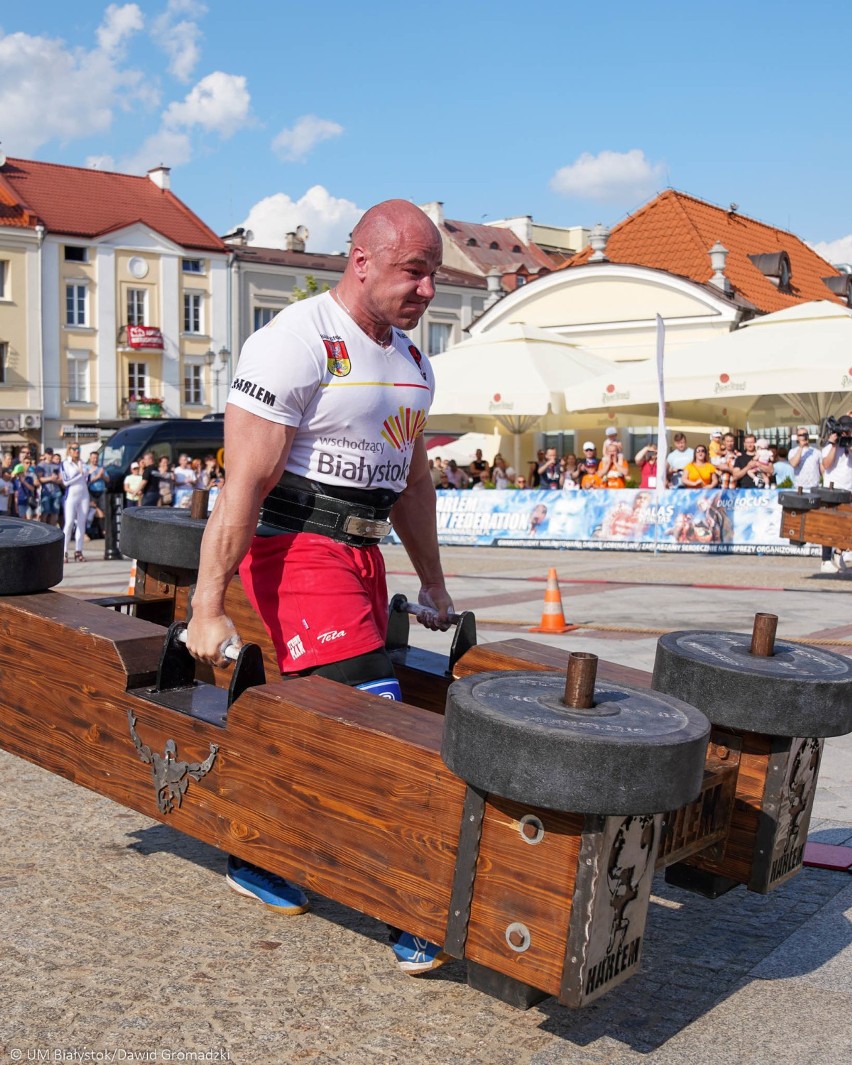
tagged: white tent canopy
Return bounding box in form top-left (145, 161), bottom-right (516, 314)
top-left (425, 430), bottom-right (502, 467)
top-left (429, 323), bottom-right (614, 470)
top-left (566, 301), bottom-right (852, 427)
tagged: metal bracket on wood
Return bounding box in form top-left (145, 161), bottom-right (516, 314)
top-left (444, 784), bottom-right (487, 958)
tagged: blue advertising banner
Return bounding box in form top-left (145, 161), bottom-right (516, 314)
top-left (389, 489), bottom-right (814, 555)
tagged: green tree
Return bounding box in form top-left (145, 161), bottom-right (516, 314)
top-left (290, 274), bottom-right (330, 301)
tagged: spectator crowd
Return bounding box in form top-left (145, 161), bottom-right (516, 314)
top-left (1, 446), bottom-right (224, 563)
top-left (428, 426), bottom-right (822, 494)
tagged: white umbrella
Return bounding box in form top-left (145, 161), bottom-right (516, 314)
top-left (566, 301), bottom-right (852, 426)
top-left (429, 323), bottom-right (614, 471)
top-left (425, 430), bottom-right (502, 466)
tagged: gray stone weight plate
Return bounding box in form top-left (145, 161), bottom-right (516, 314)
top-left (777, 491), bottom-right (821, 512)
top-left (120, 507), bottom-right (207, 571)
top-left (441, 671), bottom-right (710, 815)
top-left (810, 486), bottom-right (852, 505)
top-left (0, 517), bottom-right (64, 595)
top-left (653, 630), bottom-right (852, 738)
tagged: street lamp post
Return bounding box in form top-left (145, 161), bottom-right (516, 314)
top-left (205, 346), bottom-right (231, 413)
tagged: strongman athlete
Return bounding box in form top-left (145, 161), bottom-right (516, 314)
top-left (187, 200), bottom-right (454, 973)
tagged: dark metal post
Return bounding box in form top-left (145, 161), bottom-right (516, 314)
top-left (563, 651), bottom-right (598, 709)
top-left (103, 492), bottom-right (124, 560)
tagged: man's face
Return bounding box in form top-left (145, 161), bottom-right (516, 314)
top-left (674, 438), bottom-right (687, 451)
top-left (744, 435), bottom-right (756, 453)
top-left (357, 223), bottom-right (442, 330)
top-left (546, 448), bottom-right (557, 463)
top-left (724, 434), bottom-right (735, 450)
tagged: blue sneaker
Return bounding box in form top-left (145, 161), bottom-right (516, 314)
top-left (226, 857), bottom-right (309, 915)
top-left (392, 931), bottom-right (451, 974)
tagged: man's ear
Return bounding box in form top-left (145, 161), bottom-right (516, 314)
top-left (350, 245), bottom-right (369, 280)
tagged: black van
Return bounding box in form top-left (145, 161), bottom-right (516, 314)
top-left (98, 417), bottom-right (224, 491)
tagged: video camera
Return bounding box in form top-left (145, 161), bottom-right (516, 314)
top-left (823, 414), bottom-right (852, 448)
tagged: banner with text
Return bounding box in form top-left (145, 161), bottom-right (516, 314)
top-left (389, 489), bottom-right (813, 554)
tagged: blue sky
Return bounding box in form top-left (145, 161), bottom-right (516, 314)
top-left (2, 1), bottom-right (851, 259)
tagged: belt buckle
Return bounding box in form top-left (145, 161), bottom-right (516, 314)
top-left (343, 514), bottom-right (391, 539)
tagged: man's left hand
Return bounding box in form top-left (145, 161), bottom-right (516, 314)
top-left (416, 584), bottom-right (455, 631)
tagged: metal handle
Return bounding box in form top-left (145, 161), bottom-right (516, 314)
top-left (398, 599), bottom-right (463, 627)
top-left (177, 627), bottom-right (240, 661)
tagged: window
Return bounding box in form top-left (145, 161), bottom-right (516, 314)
top-left (427, 322), bottom-right (452, 355)
top-left (64, 246), bottom-right (88, 262)
top-left (254, 307), bottom-right (278, 331)
top-left (128, 361), bottom-right (148, 399)
top-left (127, 288), bottom-right (148, 326)
top-left (183, 362), bottom-right (203, 405)
top-left (182, 258), bottom-right (204, 274)
top-left (0, 341), bottom-right (7, 384)
top-left (66, 283), bottom-right (88, 326)
top-left (67, 351), bottom-right (89, 403)
top-left (184, 292), bottom-right (202, 333)
top-left (0, 260), bottom-right (7, 299)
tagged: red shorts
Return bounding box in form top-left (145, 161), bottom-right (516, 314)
top-left (238, 532), bottom-right (388, 673)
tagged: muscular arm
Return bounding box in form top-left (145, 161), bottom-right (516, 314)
top-left (187, 405), bottom-right (297, 664)
top-left (391, 436), bottom-right (454, 628)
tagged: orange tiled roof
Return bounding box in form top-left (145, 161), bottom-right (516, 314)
top-left (564, 190), bottom-right (844, 313)
top-left (0, 157), bottom-right (225, 252)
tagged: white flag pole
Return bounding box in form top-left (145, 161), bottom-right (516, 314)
top-left (654, 314), bottom-right (667, 555)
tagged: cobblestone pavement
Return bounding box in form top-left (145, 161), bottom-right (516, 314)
top-left (1, 547), bottom-right (850, 1064)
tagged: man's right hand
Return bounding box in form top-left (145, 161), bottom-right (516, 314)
top-left (186, 612), bottom-right (242, 668)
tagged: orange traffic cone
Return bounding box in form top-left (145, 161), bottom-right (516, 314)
top-left (127, 559), bottom-right (137, 596)
top-left (529, 568), bottom-right (576, 633)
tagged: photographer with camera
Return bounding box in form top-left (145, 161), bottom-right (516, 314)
top-left (819, 413), bottom-right (852, 573)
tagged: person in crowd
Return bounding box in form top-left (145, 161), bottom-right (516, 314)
top-left (527, 449), bottom-right (545, 488)
top-left (714, 432), bottom-right (740, 488)
top-left (471, 469), bottom-right (493, 490)
top-left (468, 449), bottom-right (488, 481)
top-left (0, 468), bottom-right (13, 516)
top-left (60, 443), bottom-right (90, 561)
top-left (491, 454), bottom-right (511, 489)
top-left (139, 451), bottom-right (161, 507)
top-left (771, 445), bottom-right (795, 488)
top-left (599, 437), bottom-right (629, 488)
top-left (789, 428), bottom-right (821, 489)
top-left (708, 430), bottom-right (724, 465)
top-left (445, 459), bottom-right (469, 489)
top-left (562, 453), bottom-right (580, 489)
top-left (123, 461), bottom-right (144, 507)
top-left (514, 475), bottom-right (528, 489)
top-left (36, 448), bottom-right (64, 525)
top-left (819, 414), bottom-right (852, 573)
top-left (732, 434), bottom-right (773, 489)
top-left (634, 442), bottom-right (659, 489)
top-left (153, 455), bottom-right (176, 506)
top-left (198, 454), bottom-right (219, 490)
top-left (173, 453), bottom-right (198, 508)
top-left (437, 470), bottom-right (455, 490)
top-left (537, 446), bottom-right (562, 490)
top-left (577, 441), bottom-right (602, 488)
top-left (666, 433), bottom-right (694, 488)
top-left (682, 444), bottom-right (719, 488)
top-left (12, 462), bottom-right (37, 519)
top-left (86, 451), bottom-right (109, 506)
top-left (428, 457), bottom-right (443, 488)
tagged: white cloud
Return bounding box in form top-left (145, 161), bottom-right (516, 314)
top-left (97, 3), bottom-right (144, 56)
top-left (810, 235), bottom-right (852, 266)
top-left (550, 149), bottom-right (665, 202)
top-left (151, 0), bottom-right (207, 81)
top-left (120, 129), bottom-right (192, 176)
top-left (163, 72), bottom-right (250, 137)
top-left (237, 186), bottom-right (363, 253)
top-left (85, 154), bottom-right (117, 170)
top-left (0, 15), bottom-right (147, 156)
top-left (272, 115), bottom-right (343, 162)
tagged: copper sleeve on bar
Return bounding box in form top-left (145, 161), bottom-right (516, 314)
top-left (750, 612), bottom-right (778, 657)
top-left (564, 651), bottom-right (598, 709)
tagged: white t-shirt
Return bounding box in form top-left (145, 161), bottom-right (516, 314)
top-left (791, 445), bottom-right (821, 488)
top-left (821, 444), bottom-right (852, 490)
top-left (227, 292), bottom-right (435, 494)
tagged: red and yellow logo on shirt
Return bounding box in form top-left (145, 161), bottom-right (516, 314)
top-left (381, 406), bottom-right (427, 450)
top-left (323, 338), bottom-right (351, 377)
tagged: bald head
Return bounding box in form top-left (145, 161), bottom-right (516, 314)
top-left (351, 199), bottom-right (441, 256)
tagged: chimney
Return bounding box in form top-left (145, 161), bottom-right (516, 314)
top-left (419, 201), bottom-right (445, 226)
top-left (588, 222), bottom-right (610, 262)
top-left (708, 242), bottom-right (732, 294)
top-left (147, 165), bottom-right (171, 190)
top-left (484, 267), bottom-right (504, 309)
top-left (285, 231), bottom-right (306, 253)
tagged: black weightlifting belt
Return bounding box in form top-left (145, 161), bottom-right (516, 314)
top-left (258, 480), bottom-right (394, 547)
